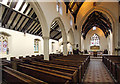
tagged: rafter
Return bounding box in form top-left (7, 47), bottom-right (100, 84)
top-left (29, 23), bottom-right (39, 34)
top-left (32, 25), bottom-right (41, 34)
top-left (1, 1), bottom-right (42, 38)
top-left (1, 4), bottom-right (39, 23)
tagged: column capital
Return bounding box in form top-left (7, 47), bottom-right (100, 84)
top-left (71, 43), bottom-right (76, 45)
top-left (62, 41), bottom-right (67, 44)
top-left (42, 36), bottom-right (49, 40)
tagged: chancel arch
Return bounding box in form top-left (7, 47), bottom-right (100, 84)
top-left (81, 10), bottom-right (115, 54)
top-left (80, 7), bottom-right (116, 54)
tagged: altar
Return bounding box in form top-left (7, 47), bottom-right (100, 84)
top-left (89, 46), bottom-right (102, 56)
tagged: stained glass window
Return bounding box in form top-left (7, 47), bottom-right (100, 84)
top-left (34, 39), bottom-right (39, 53)
top-left (0, 34), bottom-right (8, 54)
top-left (90, 34), bottom-right (100, 46)
top-left (56, 0), bottom-right (62, 15)
top-left (70, 15), bottom-right (73, 26)
top-left (3, 40), bottom-right (8, 52)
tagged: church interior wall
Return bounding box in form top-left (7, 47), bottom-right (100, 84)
top-left (0, 27), bottom-right (59, 60)
top-left (37, 2), bottom-right (74, 37)
top-left (76, 2), bottom-right (118, 54)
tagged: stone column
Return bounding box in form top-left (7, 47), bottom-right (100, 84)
top-left (43, 37), bottom-right (49, 60)
top-left (63, 42), bottom-right (67, 56)
top-left (117, 2), bottom-right (120, 55)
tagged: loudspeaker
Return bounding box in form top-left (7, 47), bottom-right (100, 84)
top-left (76, 44), bottom-right (78, 47)
top-left (75, 25), bottom-right (77, 30)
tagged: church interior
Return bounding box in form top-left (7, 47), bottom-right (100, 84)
top-left (0, 0), bottom-right (120, 84)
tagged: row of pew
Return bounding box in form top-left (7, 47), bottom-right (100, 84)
top-left (1, 54), bottom-right (90, 84)
top-left (102, 55), bottom-right (120, 83)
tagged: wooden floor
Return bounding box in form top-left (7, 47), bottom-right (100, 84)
top-left (83, 58), bottom-right (115, 84)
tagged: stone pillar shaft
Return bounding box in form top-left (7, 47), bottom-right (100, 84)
top-left (63, 42), bottom-right (67, 56)
top-left (43, 37), bottom-right (49, 60)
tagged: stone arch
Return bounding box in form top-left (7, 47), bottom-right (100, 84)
top-left (80, 7), bottom-right (116, 33)
top-left (28, 1), bottom-right (50, 60)
top-left (80, 6), bottom-right (116, 54)
top-left (28, 0), bottom-right (49, 37)
top-left (50, 17), bottom-right (67, 55)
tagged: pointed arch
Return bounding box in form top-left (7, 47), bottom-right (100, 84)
top-left (50, 17), bottom-right (67, 43)
top-left (28, 0), bottom-right (49, 37)
top-left (50, 17), bottom-right (67, 55)
top-left (80, 6), bottom-right (116, 54)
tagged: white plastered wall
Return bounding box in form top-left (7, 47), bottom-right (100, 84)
top-left (0, 27), bottom-right (59, 60)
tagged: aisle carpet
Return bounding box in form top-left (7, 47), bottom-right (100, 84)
top-left (83, 59), bottom-right (115, 84)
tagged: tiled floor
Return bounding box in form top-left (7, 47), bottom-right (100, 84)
top-left (83, 59), bottom-right (115, 84)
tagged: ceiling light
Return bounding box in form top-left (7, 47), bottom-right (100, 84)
top-left (93, 26), bottom-right (96, 30)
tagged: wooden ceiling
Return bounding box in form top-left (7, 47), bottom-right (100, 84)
top-left (82, 11), bottom-right (112, 39)
top-left (50, 21), bottom-right (62, 41)
top-left (0, 0), bottom-right (62, 41)
top-left (65, 1), bottom-right (84, 23)
top-left (0, 0), bottom-right (42, 36)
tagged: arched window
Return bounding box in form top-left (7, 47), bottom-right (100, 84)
top-left (0, 34), bottom-right (8, 54)
top-left (34, 39), bottom-right (40, 53)
top-left (56, 0), bottom-right (62, 15)
top-left (90, 34), bottom-right (100, 46)
top-left (52, 42), bottom-right (55, 52)
top-left (70, 14), bottom-right (73, 26)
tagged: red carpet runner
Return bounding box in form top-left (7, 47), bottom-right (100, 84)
top-left (83, 59), bottom-right (115, 84)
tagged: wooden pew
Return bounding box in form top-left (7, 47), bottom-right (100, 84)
top-left (17, 64), bottom-right (74, 84)
top-left (20, 63), bottom-right (73, 77)
top-left (49, 54), bottom-right (63, 60)
top-left (28, 61), bottom-right (81, 82)
top-left (28, 55), bottom-right (90, 82)
top-left (31, 58), bottom-right (87, 83)
top-left (1, 58), bottom-right (11, 67)
top-left (2, 66), bottom-right (48, 84)
top-left (102, 56), bottom-right (120, 83)
top-left (10, 54), bottom-right (89, 84)
top-left (117, 64), bottom-right (120, 83)
top-left (19, 63), bottom-right (79, 83)
top-left (17, 55), bottom-right (82, 83)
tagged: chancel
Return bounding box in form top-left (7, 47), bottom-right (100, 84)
top-left (0, 0), bottom-right (120, 84)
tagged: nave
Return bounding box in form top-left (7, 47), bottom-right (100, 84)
top-left (0, 1), bottom-right (120, 84)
